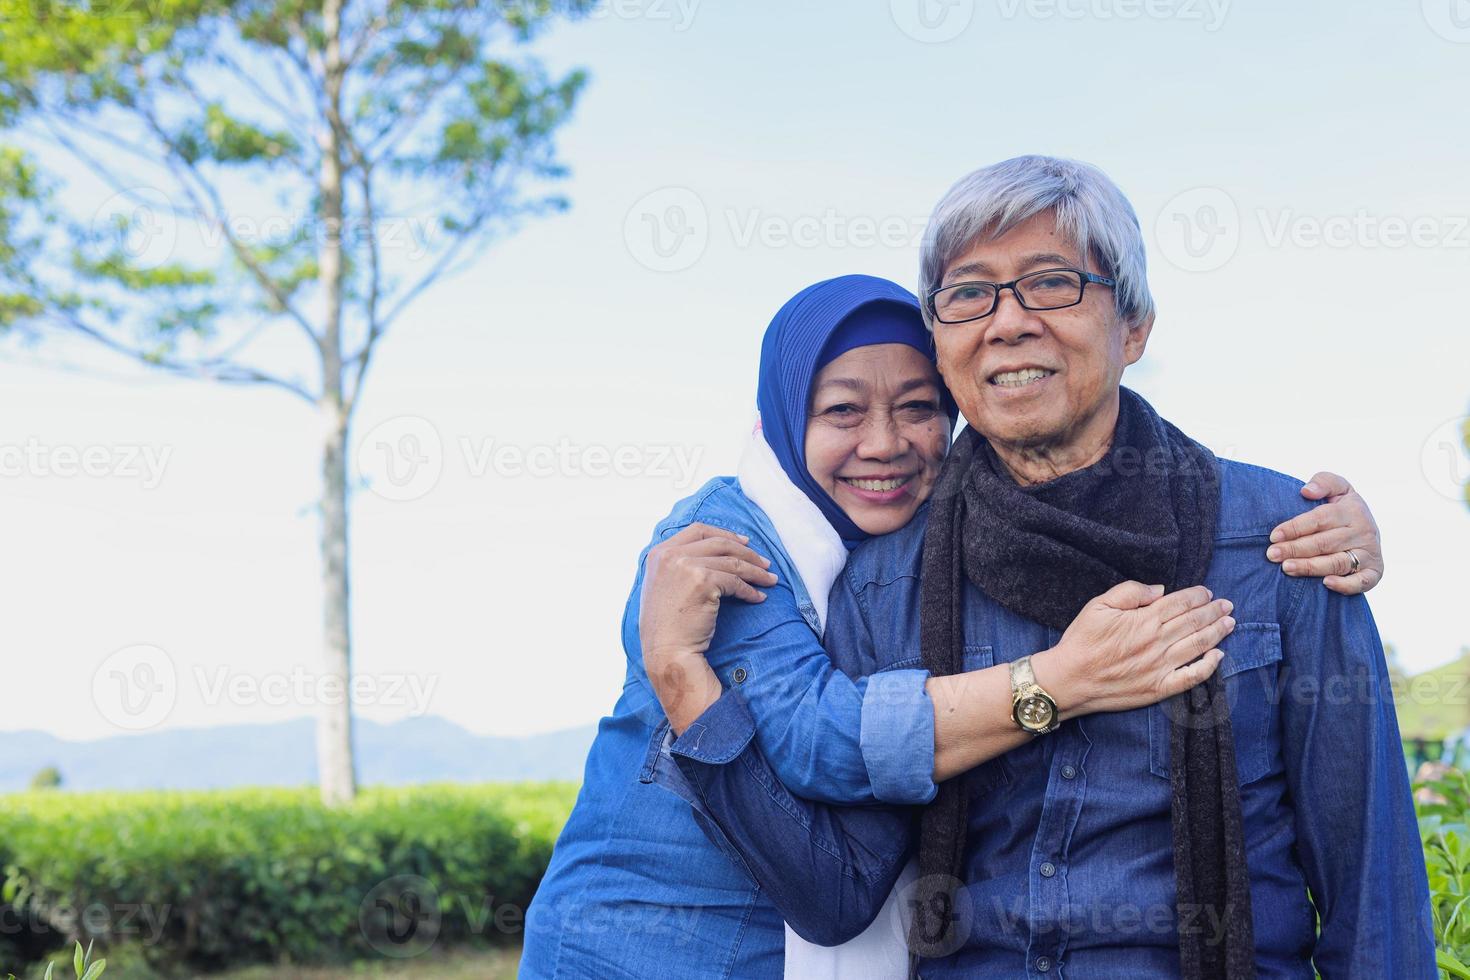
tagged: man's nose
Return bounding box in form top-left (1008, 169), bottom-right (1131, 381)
top-left (987, 289), bottom-right (1042, 344)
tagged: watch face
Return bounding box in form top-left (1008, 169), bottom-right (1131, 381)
top-left (1016, 695), bottom-right (1056, 732)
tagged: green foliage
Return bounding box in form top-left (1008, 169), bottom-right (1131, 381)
top-left (0, 0), bottom-right (592, 397)
top-left (173, 104), bottom-right (300, 166)
top-left (5, 938), bottom-right (106, 980)
top-left (1417, 768), bottom-right (1470, 976)
top-left (27, 769), bottom-right (62, 791)
top-left (0, 783), bottom-right (576, 975)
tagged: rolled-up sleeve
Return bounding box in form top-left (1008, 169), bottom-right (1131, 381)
top-left (625, 510), bottom-right (938, 806)
top-left (829, 562), bottom-right (939, 804)
top-left (860, 668), bottom-right (938, 804)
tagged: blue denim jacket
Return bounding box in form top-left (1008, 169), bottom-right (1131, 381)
top-left (670, 459), bottom-right (1436, 978)
top-left (520, 477), bottom-right (935, 979)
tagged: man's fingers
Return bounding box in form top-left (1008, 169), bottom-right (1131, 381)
top-left (673, 522), bottom-right (751, 546)
top-left (1162, 649), bottom-right (1224, 698)
top-left (710, 555), bottom-right (778, 585)
top-left (1267, 526), bottom-right (1356, 563)
top-left (680, 535), bottom-right (773, 569)
top-left (676, 552), bottom-right (777, 588)
top-left (1300, 471), bottom-right (1352, 501)
top-left (1269, 505), bottom-right (1348, 544)
top-left (711, 570), bottom-right (767, 604)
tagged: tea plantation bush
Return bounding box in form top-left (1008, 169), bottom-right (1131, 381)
top-left (1419, 769), bottom-right (1470, 978)
top-left (18, 776), bottom-right (1468, 976)
top-left (0, 783), bottom-right (576, 976)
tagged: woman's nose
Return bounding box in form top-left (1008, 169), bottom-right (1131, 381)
top-left (858, 416), bottom-right (907, 459)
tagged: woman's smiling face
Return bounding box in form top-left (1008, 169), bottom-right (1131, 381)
top-left (804, 343), bottom-right (952, 536)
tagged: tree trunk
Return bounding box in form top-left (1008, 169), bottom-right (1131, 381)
top-left (316, 399), bottom-right (356, 806)
top-left (315, 0), bottom-right (355, 807)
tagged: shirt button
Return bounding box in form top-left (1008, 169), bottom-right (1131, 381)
top-left (732, 667), bottom-right (748, 684)
top-left (1036, 956), bottom-right (1052, 972)
top-left (1061, 765), bottom-right (1077, 779)
top-left (1039, 861), bottom-right (1056, 878)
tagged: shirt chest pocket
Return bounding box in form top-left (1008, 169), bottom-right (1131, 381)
top-left (1147, 622), bottom-right (1284, 787)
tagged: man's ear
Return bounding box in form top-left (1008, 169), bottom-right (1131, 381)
top-left (1122, 310), bottom-right (1155, 366)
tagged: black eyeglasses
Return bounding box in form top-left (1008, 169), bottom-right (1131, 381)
top-left (927, 267), bottom-right (1116, 324)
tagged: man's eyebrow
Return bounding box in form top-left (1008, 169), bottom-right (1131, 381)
top-left (942, 250), bottom-right (1084, 285)
top-left (1019, 251), bottom-right (1079, 271)
top-left (942, 260), bottom-right (992, 284)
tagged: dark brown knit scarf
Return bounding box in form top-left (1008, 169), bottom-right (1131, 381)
top-left (907, 387), bottom-right (1254, 980)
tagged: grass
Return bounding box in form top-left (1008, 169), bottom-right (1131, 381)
top-left (215, 946), bottom-right (521, 979)
top-left (13, 946), bottom-right (522, 980)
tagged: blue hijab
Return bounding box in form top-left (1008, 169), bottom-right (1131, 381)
top-left (755, 274), bottom-right (953, 548)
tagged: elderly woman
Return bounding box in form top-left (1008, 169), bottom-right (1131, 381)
top-left (644, 157), bottom-right (1425, 979)
top-left (518, 269), bottom-right (1384, 979)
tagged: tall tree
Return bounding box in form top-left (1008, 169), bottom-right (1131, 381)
top-left (0, 0), bottom-right (589, 804)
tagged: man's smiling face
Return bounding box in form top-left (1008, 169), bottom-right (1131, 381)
top-left (932, 210), bottom-right (1153, 476)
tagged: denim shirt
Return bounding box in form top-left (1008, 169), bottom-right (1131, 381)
top-left (670, 459), bottom-right (1436, 979)
top-left (520, 477), bottom-right (935, 979)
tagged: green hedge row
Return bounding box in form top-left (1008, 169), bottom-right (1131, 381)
top-left (0, 783), bottom-right (577, 976)
top-left (7, 777), bottom-right (1470, 975)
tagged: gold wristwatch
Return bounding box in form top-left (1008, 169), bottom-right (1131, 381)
top-left (1010, 655), bottom-right (1060, 735)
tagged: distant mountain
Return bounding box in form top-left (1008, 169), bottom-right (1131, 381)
top-left (0, 716), bottom-right (598, 792)
top-left (1395, 650), bottom-right (1470, 741)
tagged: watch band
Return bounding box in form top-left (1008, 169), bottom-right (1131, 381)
top-left (1010, 655), bottom-right (1061, 735)
top-left (1010, 655), bottom-right (1039, 691)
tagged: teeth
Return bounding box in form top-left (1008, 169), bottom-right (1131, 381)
top-left (844, 476), bottom-right (910, 492)
top-left (991, 368), bottom-right (1054, 387)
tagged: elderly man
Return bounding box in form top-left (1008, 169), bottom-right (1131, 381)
top-left (665, 156), bottom-right (1433, 978)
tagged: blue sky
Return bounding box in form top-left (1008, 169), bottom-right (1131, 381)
top-left (3, 0), bottom-right (1469, 742)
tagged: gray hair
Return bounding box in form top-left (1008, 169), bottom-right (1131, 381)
top-left (917, 155), bottom-right (1155, 329)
